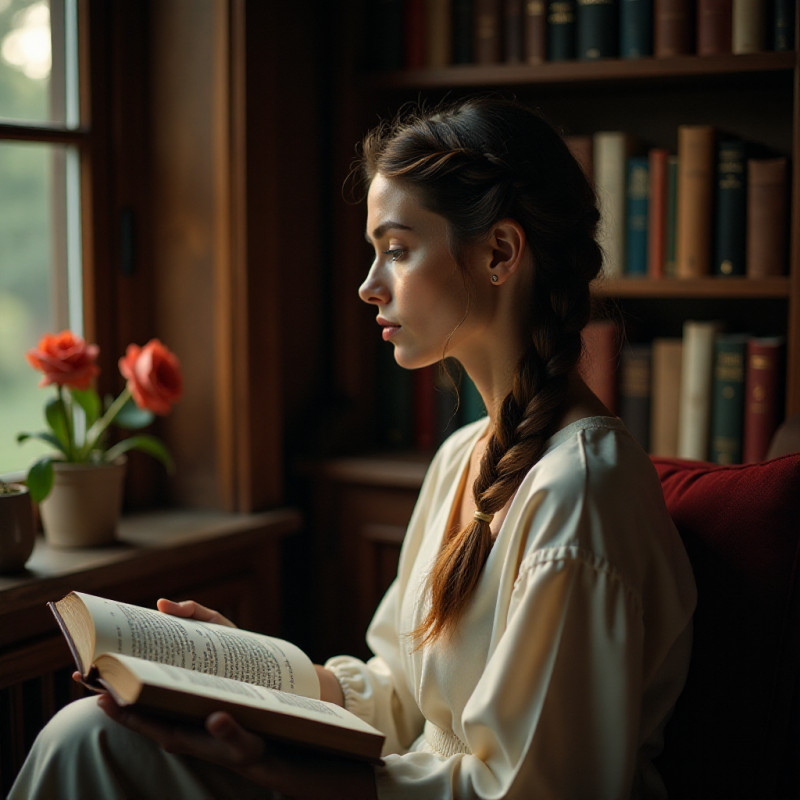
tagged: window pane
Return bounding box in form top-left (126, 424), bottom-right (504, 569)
top-left (0, 140), bottom-right (76, 473)
top-left (0, 0), bottom-right (75, 127)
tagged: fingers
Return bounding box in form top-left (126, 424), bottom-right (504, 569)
top-left (205, 712), bottom-right (266, 766)
top-left (156, 598), bottom-right (236, 628)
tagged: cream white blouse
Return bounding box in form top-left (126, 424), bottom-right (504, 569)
top-left (327, 417), bottom-right (697, 799)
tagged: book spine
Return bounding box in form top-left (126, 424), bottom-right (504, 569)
top-left (732, 0), bottom-right (766, 53)
top-left (579, 319), bottom-right (620, 413)
top-left (710, 333), bottom-right (748, 464)
top-left (475, 0), bottom-right (503, 62)
top-left (577, 0), bottom-right (619, 59)
top-left (650, 338), bottom-right (683, 457)
top-left (404, 0), bottom-right (426, 68)
top-left (696, 0), bottom-right (732, 54)
top-left (426, 0), bottom-right (454, 67)
top-left (664, 155), bottom-right (679, 276)
top-left (625, 156), bottom-right (650, 275)
top-left (654, 0), bottom-right (694, 56)
top-left (618, 343), bottom-right (652, 451)
top-left (742, 337), bottom-right (785, 462)
top-left (594, 131), bottom-right (632, 278)
top-left (647, 148), bottom-right (669, 278)
top-left (565, 134), bottom-right (594, 183)
top-left (713, 138), bottom-right (747, 276)
top-left (619, 0), bottom-right (653, 58)
top-left (773, 0), bottom-right (796, 50)
top-left (678, 320), bottom-right (722, 461)
top-left (413, 366), bottom-right (437, 451)
top-left (452, 0), bottom-right (476, 63)
top-left (676, 124), bottom-right (715, 278)
top-left (505, 0), bottom-right (524, 61)
top-left (547, 0), bottom-right (577, 59)
top-left (746, 157), bottom-right (788, 277)
top-left (524, 0), bottom-right (547, 63)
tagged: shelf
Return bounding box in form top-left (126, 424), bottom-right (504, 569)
top-left (364, 52), bottom-right (796, 91)
top-left (593, 276), bottom-right (792, 299)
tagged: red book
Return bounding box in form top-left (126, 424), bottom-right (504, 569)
top-left (654, 0), bottom-right (694, 56)
top-left (404, 0), bottom-right (426, 69)
top-left (697, 0), bottom-right (732, 54)
top-left (413, 366), bottom-right (437, 451)
top-left (648, 147), bottom-right (669, 278)
top-left (743, 337), bottom-right (784, 462)
top-left (475, 0), bottom-right (503, 62)
top-left (746, 157), bottom-right (789, 278)
top-left (579, 320), bottom-right (620, 414)
top-left (524, 0), bottom-right (546, 63)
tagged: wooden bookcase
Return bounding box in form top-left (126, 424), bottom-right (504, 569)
top-left (308, 7), bottom-right (799, 655)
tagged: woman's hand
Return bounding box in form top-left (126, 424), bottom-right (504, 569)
top-left (156, 598), bottom-right (237, 628)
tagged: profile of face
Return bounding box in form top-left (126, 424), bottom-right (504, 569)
top-left (359, 174), bottom-right (495, 371)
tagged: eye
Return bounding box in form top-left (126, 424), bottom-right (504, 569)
top-left (383, 248), bottom-right (405, 262)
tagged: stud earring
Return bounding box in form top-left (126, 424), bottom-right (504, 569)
top-left (491, 274), bottom-right (499, 283)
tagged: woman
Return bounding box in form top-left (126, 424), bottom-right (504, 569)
top-left (10, 97), bottom-right (696, 799)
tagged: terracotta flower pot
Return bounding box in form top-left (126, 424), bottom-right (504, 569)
top-left (39, 459), bottom-right (127, 548)
top-left (0, 484), bottom-right (36, 572)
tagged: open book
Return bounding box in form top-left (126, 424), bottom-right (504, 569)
top-left (49, 591), bottom-right (385, 763)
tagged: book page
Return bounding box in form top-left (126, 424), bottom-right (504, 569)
top-left (77, 592), bottom-right (319, 698)
top-left (100, 653), bottom-right (382, 738)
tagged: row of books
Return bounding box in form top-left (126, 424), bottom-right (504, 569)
top-left (567, 126), bottom-right (790, 279)
top-left (367, 0), bottom-right (796, 72)
top-left (581, 319), bottom-right (785, 463)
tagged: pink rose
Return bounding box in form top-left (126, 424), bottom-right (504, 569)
top-left (118, 339), bottom-right (183, 415)
top-left (26, 331), bottom-right (100, 391)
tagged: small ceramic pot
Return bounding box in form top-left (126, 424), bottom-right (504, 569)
top-left (0, 483), bottom-right (36, 572)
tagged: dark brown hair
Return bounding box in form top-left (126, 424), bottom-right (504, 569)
top-left (358, 96), bottom-right (603, 645)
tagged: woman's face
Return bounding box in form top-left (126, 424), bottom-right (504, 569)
top-left (359, 174), bottom-right (490, 370)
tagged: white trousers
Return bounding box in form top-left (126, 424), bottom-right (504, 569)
top-left (8, 696), bottom-right (279, 800)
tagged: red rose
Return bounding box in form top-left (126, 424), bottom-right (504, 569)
top-left (26, 331), bottom-right (101, 391)
top-left (119, 339), bottom-right (183, 415)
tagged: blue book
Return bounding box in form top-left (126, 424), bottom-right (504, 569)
top-left (625, 156), bottom-right (649, 275)
top-left (619, 0), bottom-right (652, 58)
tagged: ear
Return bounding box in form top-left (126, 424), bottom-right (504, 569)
top-left (487, 219), bottom-right (526, 285)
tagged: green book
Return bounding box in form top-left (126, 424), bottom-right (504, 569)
top-left (710, 333), bottom-right (749, 465)
top-left (664, 155), bottom-right (679, 277)
top-left (714, 138), bottom-right (747, 277)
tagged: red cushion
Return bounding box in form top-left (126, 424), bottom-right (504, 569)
top-left (652, 454), bottom-right (800, 799)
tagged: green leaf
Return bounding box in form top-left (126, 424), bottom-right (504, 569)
top-left (69, 387), bottom-right (102, 429)
top-left (114, 397), bottom-right (155, 430)
top-left (105, 435), bottom-right (174, 473)
top-left (17, 431), bottom-right (70, 456)
top-left (27, 456), bottom-right (55, 504)
top-left (44, 396), bottom-right (70, 450)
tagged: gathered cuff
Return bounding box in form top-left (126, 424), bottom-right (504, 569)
top-left (324, 655), bottom-right (377, 721)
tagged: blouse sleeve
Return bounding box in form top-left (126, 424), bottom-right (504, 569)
top-left (373, 547), bottom-right (647, 800)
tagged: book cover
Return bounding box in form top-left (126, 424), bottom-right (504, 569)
top-left (732, 0), bottom-right (766, 53)
top-left (524, 0), bottom-right (547, 63)
top-left (547, 0), bottom-right (577, 59)
top-left (742, 336), bottom-right (785, 462)
top-left (413, 365), bottom-right (437, 451)
top-left (650, 338), bottom-right (683, 457)
top-left (618, 342), bottom-right (652, 451)
top-left (710, 333), bottom-right (748, 464)
top-left (625, 156), bottom-right (650, 276)
top-left (475, 0), bottom-right (503, 62)
top-left (746, 157), bottom-right (788, 277)
top-left (654, 0), bottom-right (694, 55)
top-left (647, 147), bottom-right (669, 278)
top-left (677, 320), bottom-right (723, 460)
top-left (505, 0), bottom-right (524, 61)
top-left (594, 131), bottom-right (636, 278)
top-left (713, 138), bottom-right (747, 276)
top-left (452, 0), bottom-right (476, 62)
top-left (697, 0), bottom-right (732, 54)
top-left (426, 0), bottom-right (454, 67)
top-left (773, 0), bottom-right (796, 50)
top-left (664, 154), bottom-right (679, 276)
top-left (620, 0), bottom-right (653, 58)
top-left (579, 319), bottom-right (620, 414)
top-left (576, 0), bottom-right (618, 59)
top-left (676, 124), bottom-right (715, 278)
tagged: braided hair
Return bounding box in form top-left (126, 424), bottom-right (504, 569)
top-left (358, 97), bottom-right (603, 645)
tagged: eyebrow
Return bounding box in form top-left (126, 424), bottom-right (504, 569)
top-left (365, 220), bottom-right (412, 243)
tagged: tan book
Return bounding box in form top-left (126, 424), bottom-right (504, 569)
top-left (732, 0), bottom-right (766, 53)
top-left (49, 591), bottom-right (385, 763)
top-left (677, 320), bottom-right (724, 460)
top-left (746, 157), bottom-right (788, 278)
top-left (650, 338), bottom-right (683, 457)
top-left (425, 0), bottom-right (453, 68)
top-left (676, 125), bottom-right (716, 278)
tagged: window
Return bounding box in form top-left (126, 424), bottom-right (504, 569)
top-left (0, 0), bottom-right (84, 473)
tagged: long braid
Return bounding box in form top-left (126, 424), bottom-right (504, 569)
top-left (358, 97), bottom-right (602, 645)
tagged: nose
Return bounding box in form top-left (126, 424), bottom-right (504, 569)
top-left (358, 261), bottom-right (389, 306)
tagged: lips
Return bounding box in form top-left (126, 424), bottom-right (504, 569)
top-left (377, 316), bottom-right (401, 341)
